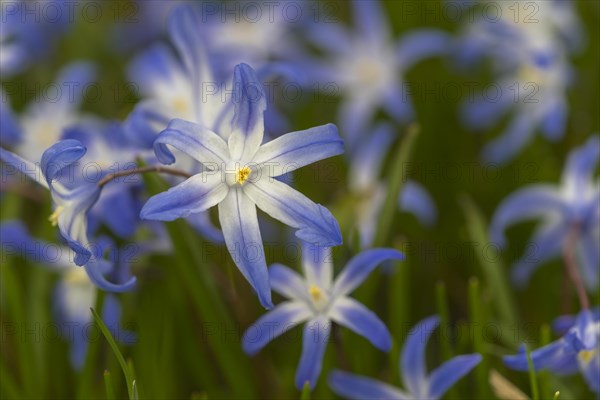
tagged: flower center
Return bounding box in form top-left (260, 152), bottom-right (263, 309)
top-left (49, 206), bottom-right (64, 227)
top-left (309, 284), bottom-right (324, 302)
top-left (578, 348), bottom-right (598, 364)
top-left (235, 166), bottom-right (252, 185)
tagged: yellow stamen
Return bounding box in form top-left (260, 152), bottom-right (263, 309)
top-left (235, 166), bottom-right (252, 185)
top-left (309, 284), bottom-right (323, 302)
top-left (48, 206), bottom-right (64, 227)
top-left (173, 98), bottom-right (189, 114)
top-left (578, 349), bottom-right (597, 364)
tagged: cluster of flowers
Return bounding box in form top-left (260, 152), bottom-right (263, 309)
top-left (1, 0), bottom-right (598, 396)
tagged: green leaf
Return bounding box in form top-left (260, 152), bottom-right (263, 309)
top-left (104, 370), bottom-right (117, 400)
top-left (91, 307), bottom-right (136, 399)
top-left (300, 382), bottom-right (311, 400)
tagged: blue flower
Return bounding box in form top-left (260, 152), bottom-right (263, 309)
top-left (242, 244), bottom-right (403, 390)
top-left (504, 309), bottom-right (600, 396)
top-left (0, 221), bottom-right (136, 370)
top-left (348, 123), bottom-right (437, 248)
top-left (140, 63), bottom-right (344, 308)
top-left (0, 141), bottom-right (136, 292)
top-left (457, 1), bottom-right (583, 164)
top-left (329, 315), bottom-right (482, 399)
top-left (1, 62), bottom-right (96, 161)
top-left (490, 135), bottom-right (600, 289)
top-left (305, 0), bottom-right (450, 147)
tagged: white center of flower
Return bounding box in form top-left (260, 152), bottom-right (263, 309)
top-left (355, 58), bottom-right (382, 86)
top-left (308, 284), bottom-right (329, 311)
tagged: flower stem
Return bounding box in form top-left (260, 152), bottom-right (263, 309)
top-left (97, 165), bottom-right (192, 188)
top-left (562, 224), bottom-right (590, 310)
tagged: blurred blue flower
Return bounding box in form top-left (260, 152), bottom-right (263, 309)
top-left (504, 308), bottom-right (600, 396)
top-left (457, 1), bottom-right (583, 164)
top-left (490, 135), bottom-right (600, 290)
top-left (0, 221), bottom-right (136, 370)
top-left (0, 0), bottom-right (73, 76)
top-left (0, 140), bottom-right (136, 292)
top-left (0, 62), bottom-right (96, 160)
top-left (329, 315), bottom-right (482, 399)
top-left (305, 0), bottom-right (450, 147)
top-left (242, 244), bottom-right (403, 390)
top-left (140, 63), bottom-right (344, 309)
top-left (348, 123), bottom-right (437, 248)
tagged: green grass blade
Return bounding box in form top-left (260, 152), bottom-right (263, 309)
top-left (526, 345), bottom-right (540, 400)
top-left (460, 195), bottom-right (518, 327)
top-left (104, 370), bottom-right (117, 400)
top-left (300, 382), bottom-right (311, 400)
top-left (91, 307), bottom-right (135, 399)
top-left (468, 278), bottom-right (490, 399)
top-left (373, 124), bottom-right (420, 247)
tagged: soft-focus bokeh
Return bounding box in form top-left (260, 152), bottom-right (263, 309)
top-left (1, 1), bottom-right (599, 399)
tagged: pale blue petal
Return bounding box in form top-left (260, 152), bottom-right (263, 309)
top-left (540, 98), bottom-right (568, 141)
top-left (578, 228), bottom-right (600, 291)
top-left (332, 248), bottom-right (404, 297)
top-left (565, 310), bottom-right (597, 351)
top-left (124, 100), bottom-right (172, 149)
top-left (460, 90), bottom-right (514, 131)
top-left (399, 181), bottom-right (437, 227)
top-left (301, 243), bottom-right (333, 290)
top-left (350, 123), bottom-right (394, 190)
top-left (40, 139), bottom-right (87, 186)
top-left (352, 0), bottom-right (389, 44)
top-left (511, 218), bottom-right (567, 287)
top-left (0, 147), bottom-right (47, 188)
top-left (127, 43), bottom-right (182, 98)
top-left (490, 184), bottom-right (564, 246)
top-left (562, 135), bottom-right (600, 196)
top-left (295, 316), bottom-right (331, 390)
top-left (54, 62), bottom-right (96, 109)
top-left (482, 113), bottom-right (537, 165)
top-left (84, 257), bottom-right (137, 293)
top-left (242, 301), bottom-right (311, 355)
top-left (304, 24), bottom-right (352, 55)
top-left (504, 341), bottom-right (578, 375)
top-left (580, 348), bottom-right (600, 394)
top-left (0, 93), bottom-right (22, 146)
top-left (228, 63), bottom-right (267, 161)
top-left (140, 173), bottom-right (228, 221)
top-left (243, 178), bottom-right (342, 246)
top-left (401, 315), bottom-right (439, 397)
top-left (382, 82), bottom-right (415, 124)
top-left (338, 98), bottom-right (377, 151)
top-left (154, 119), bottom-right (229, 166)
top-left (253, 124), bottom-right (343, 177)
top-left (268, 264), bottom-right (307, 301)
top-left (427, 354), bottom-right (482, 399)
top-left (329, 370), bottom-right (410, 400)
top-left (329, 297), bottom-right (392, 351)
top-left (396, 29), bottom-right (451, 70)
top-left (96, 190), bottom-right (139, 238)
top-left (218, 189), bottom-right (273, 309)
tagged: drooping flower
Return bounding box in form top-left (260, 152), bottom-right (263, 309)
top-left (0, 140), bottom-right (136, 292)
top-left (504, 309), bottom-right (600, 396)
top-left (140, 63), bottom-right (344, 308)
top-left (304, 0), bottom-right (450, 147)
top-left (490, 135), bottom-right (599, 290)
top-left (457, 1), bottom-right (583, 164)
top-left (329, 315), bottom-right (482, 399)
top-left (0, 221), bottom-right (136, 369)
top-left (242, 244), bottom-right (403, 390)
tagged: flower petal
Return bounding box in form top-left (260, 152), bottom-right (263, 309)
top-left (490, 184), bottom-right (564, 246)
top-left (185, 212), bottom-right (225, 244)
top-left (228, 63), bottom-right (266, 161)
top-left (154, 118), bottom-right (229, 166)
top-left (352, 0), bottom-right (390, 44)
top-left (562, 135), bottom-right (600, 197)
top-left (482, 112), bottom-right (537, 165)
top-left (328, 370), bottom-right (410, 400)
top-left (140, 172), bottom-right (228, 221)
top-left (399, 180), bottom-right (437, 227)
top-left (400, 315), bottom-right (439, 398)
top-left (504, 341), bottom-right (578, 375)
top-left (396, 29), bottom-right (451, 69)
top-left (242, 301), bottom-right (311, 356)
top-left (427, 354), bottom-right (482, 399)
top-left (243, 178), bottom-right (342, 246)
top-left (84, 257), bottom-right (137, 293)
top-left (253, 124), bottom-right (343, 177)
top-left (332, 248), bottom-right (404, 297)
top-left (577, 228), bottom-right (600, 290)
top-left (0, 147), bottom-right (47, 189)
top-left (269, 264), bottom-right (308, 301)
top-left (329, 297), bottom-right (392, 351)
top-left (301, 243), bottom-right (333, 290)
top-left (40, 139), bottom-right (87, 187)
top-left (295, 316), bottom-right (331, 390)
top-left (218, 189), bottom-right (272, 308)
